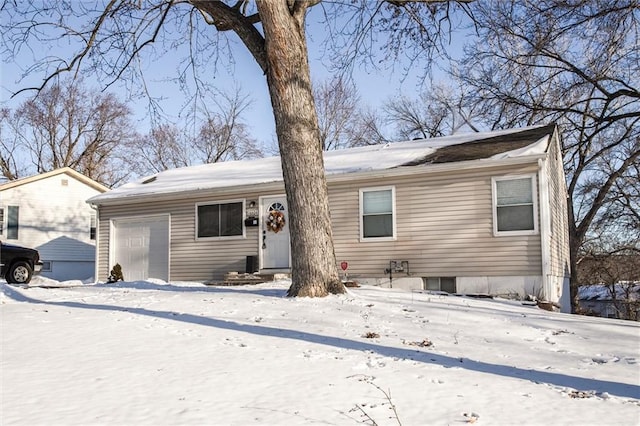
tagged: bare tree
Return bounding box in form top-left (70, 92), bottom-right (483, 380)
top-left (383, 84), bottom-right (480, 139)
top-left (193, 88), bottom-right (263, 162)
top-left (386, 95), bottom-right (446, 139)
top-left (130, 88), bottom-right (262, 176)
top-left (454, 0), bottom-right (640, 310)
top-left (0, 108), bottom-right (24, 181)
top-left (1, 78), bottom-right (135, 186)
top-left (1, 0), bottom-right (471, 297)
top-left (314, 76), bottom-right (361, 150)
top-left (132, 124), bottom-right (192, 176)
top-left (349, 107), bottom-right (392, 146)
top-left (577, 250), bottom-right (640, 320)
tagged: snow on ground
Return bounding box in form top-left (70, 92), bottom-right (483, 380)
top-left (2, 277), bottom-right (639, 425)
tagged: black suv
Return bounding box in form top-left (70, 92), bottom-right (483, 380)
top-left (1, 241), bottom-right (43, 284)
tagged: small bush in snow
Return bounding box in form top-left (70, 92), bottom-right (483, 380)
top-left (108, 263), bottom-right (124, 283)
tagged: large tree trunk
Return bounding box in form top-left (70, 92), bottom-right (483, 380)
top-left (569, 234), bottom-right (580, 314)
top-left (567, 200), bottom-right (581, 313)
top-left (257, 1), bottom-right (345, 297)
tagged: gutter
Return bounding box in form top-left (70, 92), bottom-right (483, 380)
top-left (87, 153), bottom-right (548, 207)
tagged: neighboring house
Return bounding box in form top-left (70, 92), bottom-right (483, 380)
top-left (88, 124), bottom-right (571, 311)
top-left (0, 167), bottom-right (108, 281)
top-left (578, 284), bottom-right (640, 321)
top-left (577, 254), bottom-right (640, 320)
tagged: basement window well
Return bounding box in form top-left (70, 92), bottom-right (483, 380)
top-left (423, 277), bottom-right (456, 293)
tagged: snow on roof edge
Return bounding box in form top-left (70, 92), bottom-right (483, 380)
top-left (88, 125), bottom-right (553, 204)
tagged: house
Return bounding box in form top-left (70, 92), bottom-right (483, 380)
top-left (0, 167), bottom-right (108, 281)
top-left (88, 124), bottom-right (571, 311)
top-left (578, 283), bottom-right (640, 321)
top-left (577, 254), bottom-right (640, 320)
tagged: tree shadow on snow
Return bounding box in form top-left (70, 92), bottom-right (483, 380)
top-left (4, 284), bottom-right (639, 400)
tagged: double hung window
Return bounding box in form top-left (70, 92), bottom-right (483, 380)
top-left (493, 176), bottom-right (537, 235)
top-left (360, 187), bottom-right (396, 240)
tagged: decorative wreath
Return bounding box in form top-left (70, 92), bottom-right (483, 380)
top-left (266, 210), bottom-right (286, 233)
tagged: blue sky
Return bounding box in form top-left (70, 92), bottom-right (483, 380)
top-left (0, 5), bottom-right (456, 150)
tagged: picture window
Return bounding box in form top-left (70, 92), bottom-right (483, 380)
top-left (196, 201), bottom-right (244, 238)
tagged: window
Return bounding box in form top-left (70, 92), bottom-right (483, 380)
top-left (0, 208), bottom-right (4, 235)
top-left (196, 201), bottom-right (244, 238)
top-left (493, 176), bottom-right (537, 235)
top-left (7, 206), bottom-right (19, 239)
top-left (424, 277), bottom-right (456, 293)
top-left (41, 261), bottom-right (52, 272)
top-left (360, 187), bottom-right (396, 240)
top-left (90, 214), bottom-right (97, 240)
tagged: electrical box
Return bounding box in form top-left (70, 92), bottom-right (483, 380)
top-left (390, 260), bottom-right (409, 273)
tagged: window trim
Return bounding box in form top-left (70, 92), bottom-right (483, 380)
top-left (195, 199), bottom-right (246, 241)
top-left (492, 174), bottom-right (538, 236)
top-left (359, 186), bottom-right (397, 242)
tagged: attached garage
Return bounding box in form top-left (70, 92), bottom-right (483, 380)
top-left (111, 215), bottom-right (170, 282)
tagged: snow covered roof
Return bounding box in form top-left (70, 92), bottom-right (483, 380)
top-left (578, 283), bottom-right (640, 301)
top-left (88, 124), bottom-right (555, 205)
top-left (0, 167), bottom-right (109, 193)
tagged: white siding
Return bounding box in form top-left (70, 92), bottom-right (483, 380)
top-left (0, 173), bottom-right (100, 257)
top-left (0, 171), bottom-right (104, 281)
top-left (0, 172), bottom-right (103, 282)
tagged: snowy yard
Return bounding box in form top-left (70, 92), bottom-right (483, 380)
top-left (2, 277), bottom-right (639, 425)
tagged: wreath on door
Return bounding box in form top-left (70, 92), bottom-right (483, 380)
top-left (266, 210), bottom-right (286, 233)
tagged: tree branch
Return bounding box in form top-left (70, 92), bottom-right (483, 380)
top-left (190, 0), bottom-right (267, 72)
top-left (12, 0), bottom-right (120, 96)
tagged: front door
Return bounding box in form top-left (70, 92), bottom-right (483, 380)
top-left (261, 196), bottom-right (290, 269)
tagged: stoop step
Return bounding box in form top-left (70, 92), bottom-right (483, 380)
top-left (205, 271), bottom-right (291, 286)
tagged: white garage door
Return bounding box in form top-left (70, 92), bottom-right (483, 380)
top-left (112, 216), bottom-right (169, 282)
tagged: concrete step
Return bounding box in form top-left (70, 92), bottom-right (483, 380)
top-left (205, 272), bottom-right (290, 286)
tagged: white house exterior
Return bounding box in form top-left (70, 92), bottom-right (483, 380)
top-left (88, 125), bottom-right (571, 311)
top-left (0, 168), bottom-right (108, 281)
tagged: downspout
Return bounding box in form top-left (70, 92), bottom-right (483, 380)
top-left (538, 158), bottom-right (552, 302)
top-left (89, 203), bottom-right (100, 283)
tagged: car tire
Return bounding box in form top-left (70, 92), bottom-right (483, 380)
top-left (7, 261), bottom-right (33, 284)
